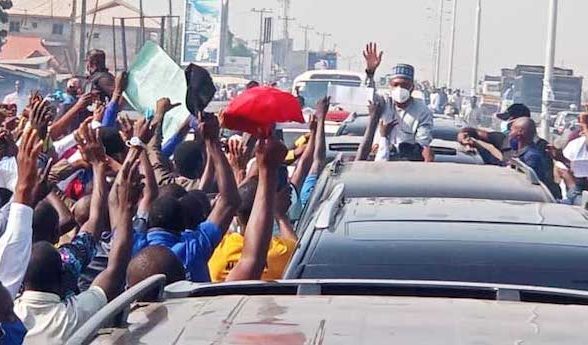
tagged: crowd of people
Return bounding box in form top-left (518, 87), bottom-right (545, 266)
top-left (0, 47), bottom-right (333, 344)
top-left (0, 41), bottom-right (587, 344)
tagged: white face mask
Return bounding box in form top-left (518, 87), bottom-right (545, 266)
top-left (391, 87), bottom-right (411, 104)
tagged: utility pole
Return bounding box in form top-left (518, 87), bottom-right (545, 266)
top-left (78, 0), bottom-right (87, 75)
top-left (434, 0), bottom-right (444, 87)
top-left (278, 16), bottom-right (295, 67)
top-left (316, 31), bottom-right (332, 52)
top-left (471, 0), bottom-right (482, 97)
top-left (139, 0), bottom-right (145, 46)
top-left (168, 0), bottom-right (173, 53)
top-left (219, 0), bottom-right (229, 66)
top-left (540, 0), bottom-right (558, 140)
top-left (69, 0), bottom-right (77, 73)
top-left (447, 0), bottom-right (457, 88)
top-left (299, 24), bottom-right (314, 53)
top-left (251, 8), bottom-right (272, 81)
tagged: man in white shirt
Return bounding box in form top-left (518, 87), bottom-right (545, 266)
top-left (0, 128), bottom-right (44, 300)
top-left (2, 81), bottom-right (26, 115)
top-left (13, 129), bottom-right (145, 344)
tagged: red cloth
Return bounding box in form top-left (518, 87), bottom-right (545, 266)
top-left (221, 87), bottom-right (304, 137)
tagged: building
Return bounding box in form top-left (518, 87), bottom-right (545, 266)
top-left (6, 0), bottom-right (163, 73)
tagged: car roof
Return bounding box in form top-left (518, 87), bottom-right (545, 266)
top-left (91, 294), bottom-right (588, 344)
top-left (294, 198), bottom-right (588, 288)
top-left (339, 197), bottom-right (588, 229)
top-left (325, 161), bottom-right (553, 202)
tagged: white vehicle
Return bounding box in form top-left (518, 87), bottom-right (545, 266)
top-left (292, 70), bottom-right (365, 110)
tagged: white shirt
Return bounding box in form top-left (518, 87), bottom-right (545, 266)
top-left (0, 203), bottom-right (33, 299)
top-left (563, 136), bottom-right (588, 178)
top-left (0, 156), bottom-right (18, 192)
top-left (14, 286), bottom-right (108, 344)
top-left (53, 133), bottom-right (77, 159)
top-left (376, 97), bottom-right (434, 161)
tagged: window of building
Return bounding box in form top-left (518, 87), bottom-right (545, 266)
top-left (93, 32), bottom-right (100, 39)
top-left (52, 23), bottom-right (64, 35)
top-left (9, 21), bottom-right (20, 33)
top-left (31, 22), bottom-right (38, 29)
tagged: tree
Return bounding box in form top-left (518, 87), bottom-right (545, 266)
top-left (0, 0), bottom-right (13, 50)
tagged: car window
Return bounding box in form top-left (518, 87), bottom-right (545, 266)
top-left (298, 222), bottom-right (588, 291)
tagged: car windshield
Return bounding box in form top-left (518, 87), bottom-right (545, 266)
top-left (297, 80), bottom-right (362, 108)
top-left (301, 221), bottom-right (588, 291)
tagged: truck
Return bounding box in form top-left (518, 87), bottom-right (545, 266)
top-left (479, 65), bottom-right (583, 127)
top-left (502, 65), bottom-right (583, 115)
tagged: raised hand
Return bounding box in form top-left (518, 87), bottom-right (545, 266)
top-left (109, 148), bottom-right (143, 213)
top-left (256, 137), bottom-right (288, 172)
top-left (363, 42), bottom-right (384, 74)
top-left (315, 96), bottom-right (331, 119)
top-left (15, 128), bottom-right (44, 206)
top-left (75, 118), bottom-right (107, 165)
top-left (92, 101), bottom-right (106, 122)
top-left (117, 114), bottom-right (133, 142)
top-left (153, 97), bottom-right (181, 127)
top-left (379, 119), bottom-right (399, 138)
top-left (155, 97), bottom-right (181, 116)
top-left (75, 92), bottom-right (94, 110)
top-left (199, 112), bottom-right (220, 141)
top-left (114, 71), bottom-right (129, 97)
top-left (133, 116), bottom-right (154, 144)
top-left (29, 99), bottom-right (53, 140)
top-left (227, 137), bottom-right (247, 172)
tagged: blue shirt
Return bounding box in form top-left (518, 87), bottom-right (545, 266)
top-left (519, 144), bottom-right (551, 186)
top-left (132, 221), bottom-right (222, 282)
top-left (101, 100), bottom-right (119, 127)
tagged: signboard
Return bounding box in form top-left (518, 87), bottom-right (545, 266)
top-left (219, 56), bottom-right (252, 75)
top-left (181, 0), bottom-right (223, 66)
top-left (307, 51), bottom-right (338, 70)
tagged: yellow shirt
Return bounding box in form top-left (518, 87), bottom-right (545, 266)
top-left (208, 233), bottom-right (297, 282)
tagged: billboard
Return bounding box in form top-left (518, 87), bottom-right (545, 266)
top-left (181, 0), bottom-right (223, 66)
top-left (307, 52), bottom-right (338, 70)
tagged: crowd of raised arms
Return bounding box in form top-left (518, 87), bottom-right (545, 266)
top-left (0, 42), bottom-right (584, 344)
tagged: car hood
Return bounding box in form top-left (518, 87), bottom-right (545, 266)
top-left (94, 295), bottom-right (588, 344)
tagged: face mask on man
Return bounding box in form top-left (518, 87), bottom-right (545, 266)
top-left (500, 121), bottom-right (511, 134)
top-left (391, 87), bottom-right (411, 104)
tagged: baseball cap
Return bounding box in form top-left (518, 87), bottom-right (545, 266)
top-left (496, 103), bottom-right (531, 121)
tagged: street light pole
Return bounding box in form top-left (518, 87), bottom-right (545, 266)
top-left (447, 0), bottom-right (457, 88)
top-left (540, 0), bottom-right (558, 141)
top-left (471, 0), bottom-right (482, 96)
top-left (434, 0), bottom-right (444, 87)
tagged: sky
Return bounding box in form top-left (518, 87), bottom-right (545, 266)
top-left (141, 0), bottom-right (588, 90)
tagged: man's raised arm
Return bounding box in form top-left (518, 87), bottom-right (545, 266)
top-left (227, 137), bottom-right (287, 281)
top-left (202, 113), bottom-right (240, 234)
top-left (92, 148), bottom-right (143, 301)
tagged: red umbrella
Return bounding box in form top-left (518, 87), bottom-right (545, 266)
top-left (221, 87), bottom-right (304, 137)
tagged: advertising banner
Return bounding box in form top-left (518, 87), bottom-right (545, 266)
top-left (182, 0), bottom-right (223, 66)
top-left (307, 51), bottom-right (338, 70)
